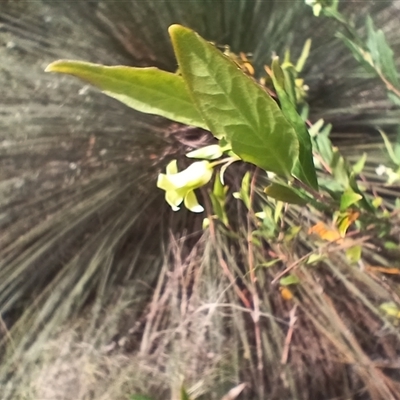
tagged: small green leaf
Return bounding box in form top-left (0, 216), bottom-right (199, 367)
top-left (271, 58), bottom-right (318, 190)
top-left (235, 172), bottom-right (251, 209)
top-left (284, 225), bottom-right (302, 242)
top-left (331, 149), bottom-right (349, 188)
top-left (46, 60), bottom-right (208, 130)
top-left (379, 129), bottom-right (400, 166)
top-left (307, 253), bottom-right (325, 265)
top-left (340, 189), bottom-right (362, 211)
top-left (387, 92), bottom-right (400, 106)
top-left (295, 38), bottom-right (312, 73)
top-left (280, 274), bottom-right (300, 286)
top-left (130, 395), bottom-right (154, 400)
top-left (180, 386), bottom-right (191, 400)
top-left (168, 25), bottom-right (299, 179)
top-left (308, 118), bottom-right (325, 138)
top-left (352, 153), bottom-right (367, 174)
top-left (384, 241), bottom-right (398, 250)
top-left (346, 245), bottom-right (362, 264)
top-left (210, 175), bottom-right (229, 226)
top-left (372, 196), bottom-right (382, 209)
top-left (264, 182), bottom-right (308, 205)
top-left (335, 33), bottom-right (376, 74)
top-left (314, 130), bottom-right (334, 168)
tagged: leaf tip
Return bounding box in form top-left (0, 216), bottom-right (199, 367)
top-left (45, 62), bottom-right (58, 73)
top-left (168, 24), bottom-right (183, 37)
top-left (45, 60), bottom-right (69, 73)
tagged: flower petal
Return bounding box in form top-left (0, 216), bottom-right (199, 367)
top-left (186, 145), bottom-right (223, 160)
top-left (184, 190), bottom-right (204, 213)
top-left (171, 160), bottom-right (213, 189)
top-left (157, 173), bottom-right (176, 191)
top-left (165, 189), bottom-right (184, 211)
top-left (166, 159), bottom-right (178, 175)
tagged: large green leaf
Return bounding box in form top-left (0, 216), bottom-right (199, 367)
top-left (168, 25), bottom-right (299, 179)
top-left (46, 60), bottom-right (208, 130)
top-left (270, 58), bottom-right (318, 190)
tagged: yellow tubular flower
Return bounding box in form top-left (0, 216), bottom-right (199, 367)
top-left (157, 160), bottom-right (213, 212)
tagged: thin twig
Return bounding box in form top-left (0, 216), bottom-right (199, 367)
top-left (247, 169), bottom-right (264, 397)
top-left (281, 304), bottom-right (298, 365)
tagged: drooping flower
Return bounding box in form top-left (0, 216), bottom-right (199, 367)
top-left (157, 160), bottom-right (213, 212)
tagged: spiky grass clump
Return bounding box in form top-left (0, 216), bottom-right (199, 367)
top-left (1, 1), bottom-right (400, 399)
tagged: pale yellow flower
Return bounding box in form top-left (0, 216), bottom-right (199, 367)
top-left (157, 160), bottom-right (213, 212)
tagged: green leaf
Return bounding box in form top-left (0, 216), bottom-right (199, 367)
top-left (295, 39), bottom-right (312, 73)
top-left (168, 25), bottom-right (299, 179)
top-left (307, 253), bottom-right (325, 265)
top-left (282, 67), bottom-right (297, 106)
top-left (264, 182), bottom-right (308, 205)
top-left (365, 16), bottom-right (399, 87)
top-left (387, 92), bottom-right (400, 106)
top-left (379, 129), bottom-right (400, 166)
top-left (130, 395), bottom-right (154, 400)
top-left (234, 172), bottom-right (251, 209)
top-left (180, 386), bottom-right (191, 400)
top-left (314, 123), bottom-right (333, 165)
top-left (46, 60), bottom-right (208, 130)
top-left (352, 153), bottom-right (367, 174)
top-left (340, 189), bottom-right (362, 211)
top-left (346, 245), bottom-right (362, 264)
top-left (271, 58), bottom-right (318, 190)
top-left (279, 274), bottom-right (300, 286)
top-left (308, 118), bottom-right (325, 138)
top-left (210, 175), bottom-right (229, 226)
top-left (372, 196), bottom-right (383, 209)
top-left (331, 149), bottom-right (349, 188)
top-left (335, 33), bottom-right (376, 74)
top-left (384, 241), bottom-right (398, 250)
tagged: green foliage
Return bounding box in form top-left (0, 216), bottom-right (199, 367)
top-left (270, 58), bottom-right (318, 189)
top-left (45, 61), bottom-right (208, 130)
top-left (339, 189), bottom-right (362, 211)
top-left (46, 17), bottom-right (399, 226)
top-left (365, 16), bottom-right (399, 92)
top-left (308, 0), bottom-right (400, 105)
top-left (168, 24), bottom-right (299, 179)
top-left (264, 182), bottom-right (308, 205)
top-left (279, 274), bottom-right (300, 286)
